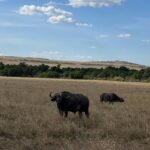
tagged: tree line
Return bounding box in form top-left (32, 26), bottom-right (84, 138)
top-left (0, 62), bottom-right (150, 82)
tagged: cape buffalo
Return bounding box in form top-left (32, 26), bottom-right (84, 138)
top-left (50, 91), bottom-right (89, 118)
top-left (100, 93), bottom-right (124, 104)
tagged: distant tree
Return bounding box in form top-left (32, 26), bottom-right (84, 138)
top-left (63, 71), bottom-right (71, 78)
top-left (0, 61), bottom-right (149, 82)
top-left (142, 68), bottom-right (150, 79)
top-left (7, 68), bottom-right (21, 76)
top-left (47, 71), bottom-right (60, 78)
top-left (0, 62), bottom-right (4, 70)
top-left (70, 71), bottom-right (83, 79)
top-left (38, 64), bottom-right (49, 72)
top-left (97, 71), bottom-right (107, 78)
top-left (50, 64), bottom-right (62, 73)
top-left (119, 66), bottom-right (129, 72)
top-left (91, 70), bottom-right (100, 78)
top-left (18, 63), bottom-right (28, 75)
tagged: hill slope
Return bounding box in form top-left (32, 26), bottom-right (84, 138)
top-left (0, 56), bottom-right (147, 70)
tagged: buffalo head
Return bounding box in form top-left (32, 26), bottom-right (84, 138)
top-left (119, 98), bottom-right (124, 102)
top-left (49, 92), bottom-right (62, 102)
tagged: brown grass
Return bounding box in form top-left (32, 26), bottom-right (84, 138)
top-left (0, 77), bottom-right (150, 150)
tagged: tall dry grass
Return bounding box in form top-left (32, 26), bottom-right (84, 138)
top-left (0, 77), bottom-right (150, 150)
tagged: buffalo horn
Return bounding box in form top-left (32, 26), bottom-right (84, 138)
top-left (49, 92), bottom-right (53, 98)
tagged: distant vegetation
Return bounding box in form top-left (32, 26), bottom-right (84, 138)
top-left (0, 62), bottom-right (150, 82)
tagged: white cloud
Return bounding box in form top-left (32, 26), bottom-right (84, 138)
top-left (18, 5), bottom-right (74, 24)
top-left (31, 51), bottom-right (93, 61)
top-left (91, 46), bottom-right (97, 49)
top-left (141, 40), bottom-right (150, 43)
top-left (75, 22), bottom-right (93, 27)
top-left (69, 0), bottom-right (123, 7)
top-left (31, 51), bottom-right (63, 60)
top-left (118, 33), bottom-right (131, 39)
top-left (98, 34), bottom-right (109, 38)
top-left (74, 55), bottom-right (93, 61)
top-left (18, 4), bottom-right (93, 26)
top-left (0, 22), bottom-right (32, 27)
top-left (46, 1), bottom-right (68, 6)
top-left (48, 15), bottom-right (73, 24)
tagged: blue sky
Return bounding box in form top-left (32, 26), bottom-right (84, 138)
top-left (0, 0), bottom-right (150, 65)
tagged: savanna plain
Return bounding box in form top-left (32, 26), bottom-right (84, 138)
top-left (0, 77), bottom-right (150, 150)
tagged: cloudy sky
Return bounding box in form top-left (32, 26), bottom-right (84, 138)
top-left (0, 0), bottom-right (150, 65)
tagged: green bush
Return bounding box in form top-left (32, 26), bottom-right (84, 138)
top-left (70, 71), bottom-right (84, 79)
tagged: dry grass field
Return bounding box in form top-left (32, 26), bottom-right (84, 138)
top-left (0, 77), bottom-right (150, 150)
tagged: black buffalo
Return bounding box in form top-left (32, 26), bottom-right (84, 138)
top-left (50, 91), bottom-right (89, 118)
top-left (100, 93), bottom-right (124, 104)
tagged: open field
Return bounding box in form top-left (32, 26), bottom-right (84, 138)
top-left (0, 56), bottom-right (147, 70)
top-left (0, 77), bottom-right (150, 150)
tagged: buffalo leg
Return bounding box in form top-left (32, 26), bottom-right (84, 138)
top-left (109, 101), bottom-right (113, 105)
top-left (78, 111), bottom-right (82, 118)
top-left (64, 111), bottom-right (68, 118)
top-left (85, 111), bottom-right (89, 118)
top-left (101, 98), bottom-right (104, 103)
top-left (59, 110), bottom-right (63, 117)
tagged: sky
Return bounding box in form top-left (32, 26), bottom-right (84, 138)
top-left (0, 0), bottom-right (150, 66)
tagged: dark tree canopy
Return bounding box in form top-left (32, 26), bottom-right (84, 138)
top-left (0, 62), bottom-right (149, 82)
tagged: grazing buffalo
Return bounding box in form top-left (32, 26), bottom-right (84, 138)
top-left (100, 93), bottom-right (124, 104)
top-left (50, 91), bottom-right (89, 118)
